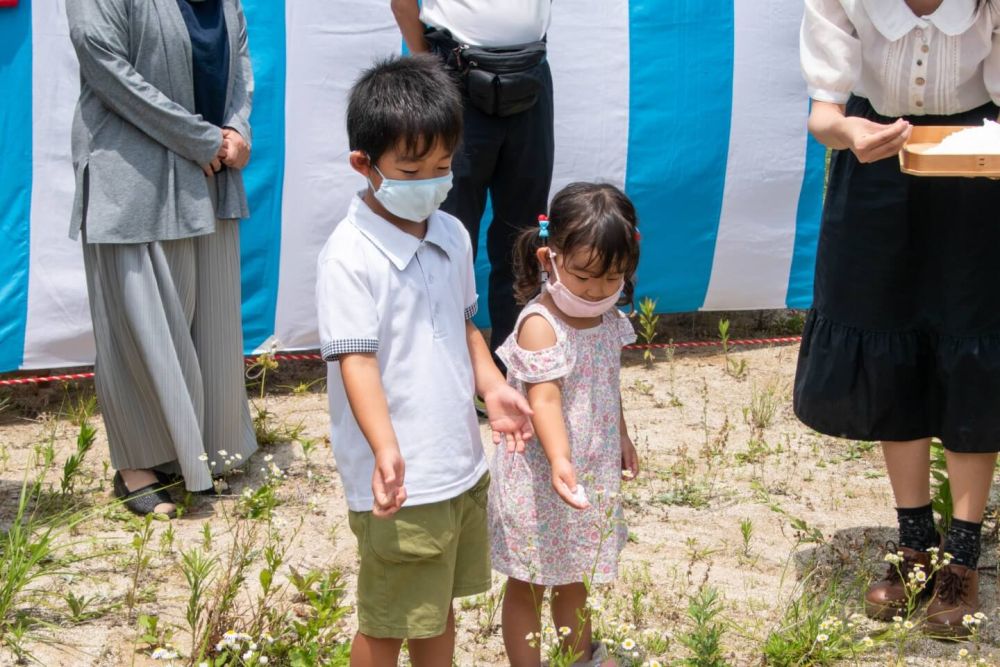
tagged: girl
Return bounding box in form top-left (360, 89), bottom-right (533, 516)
top-left (797, 0), bottom-right (1000, 637)
top-left (489, 183), bottom-right (640, 666)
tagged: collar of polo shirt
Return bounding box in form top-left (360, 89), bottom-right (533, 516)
top-left (862, 0), bottom-right (978, 41)
top-left (347, 194), bottom-right (456, 271)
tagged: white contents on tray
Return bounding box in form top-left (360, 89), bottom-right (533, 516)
top-left (925, 119), bottom-right (1000, 155)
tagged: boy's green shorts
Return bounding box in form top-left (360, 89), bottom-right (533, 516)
top-left (348, 472), bottom-right (491, 639)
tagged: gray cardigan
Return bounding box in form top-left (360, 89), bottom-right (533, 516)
top-left (66, 0), bottom-right (253, 244)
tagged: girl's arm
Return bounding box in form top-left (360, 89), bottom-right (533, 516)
top-left (518, 314), bottom-right (589, 509)
top-left (620, 400), bottom-right (639, 480)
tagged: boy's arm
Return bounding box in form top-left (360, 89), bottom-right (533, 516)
top-left (465, 321), bottom-right (534, 451)
top-left (390, 0), bottom-right (430, 53)
top-left (340, 353), bottom-right (406, 517)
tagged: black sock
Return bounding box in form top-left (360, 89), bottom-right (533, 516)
top-left (943, 518), bottom-right (982, 569)
top-left (896, 504), bottom-right (938, 552)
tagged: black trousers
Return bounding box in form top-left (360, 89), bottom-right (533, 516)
top-left (440, 63), bottom-right (555, 361)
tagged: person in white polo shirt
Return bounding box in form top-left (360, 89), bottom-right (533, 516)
top-left (391, 0), bottom-right (554, 369)
top-left (316, 55), bottom-right (534, 666)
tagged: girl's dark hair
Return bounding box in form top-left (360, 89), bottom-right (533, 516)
top-left (347, 54), bottom-right (463, 162)
top-left (513, 182), bottom-right (640, 307)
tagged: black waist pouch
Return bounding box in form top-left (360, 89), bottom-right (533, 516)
top-left (426, 28), bottom-right (547, 117)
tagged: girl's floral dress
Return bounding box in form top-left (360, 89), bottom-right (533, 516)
top-left (489, 301), bottom-right (636, 585)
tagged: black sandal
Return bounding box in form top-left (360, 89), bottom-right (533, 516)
top-left (113, 471), bottom-right (176, 518)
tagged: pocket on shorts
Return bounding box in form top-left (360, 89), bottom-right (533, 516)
top-left (368, 501), bottom-right (456, 564)
top-left (467, 472), bottom-right (491, 510)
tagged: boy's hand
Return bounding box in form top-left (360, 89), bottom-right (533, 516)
top-left (621, 434), bottom-right (639, 481)
top-left (483, 384), bottom-right (535, 453)
top-left (551, 457), bottom-right (588, 510)
top-left (372, 447), bottom-right (407, 517)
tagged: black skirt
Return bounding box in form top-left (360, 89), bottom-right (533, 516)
top-left (794, 96), bottom-right (1000, 453)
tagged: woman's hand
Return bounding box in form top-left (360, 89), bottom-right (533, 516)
top-left (201, 128), bottom-right (226, 176)
top-left (808, 100), bottom-right (911, 164)
top-left (220, 128), bottom-right (251, 170)
top-left (551, 457), bottom-right (589, 510)
top-left (621, 434), bottom-right (639, 481)
top-left (840, 117), bottom-right (912, 164)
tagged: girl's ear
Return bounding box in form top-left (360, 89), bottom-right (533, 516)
top-left (349, 151), bottom-right (373, 180)
top-left (535, 246), bottom-right (553, 272)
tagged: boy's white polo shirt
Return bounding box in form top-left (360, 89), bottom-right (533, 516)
top-left (317, 194), bottom-right (487, 512)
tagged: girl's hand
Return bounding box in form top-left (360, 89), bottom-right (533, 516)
top-left (483, 383), bottom-right (535, 453)
top-left (621, 435), bottom-right (639, 481)
top-left (551, 457), bottom-right (589, 509)
top-left (840, 116), bottom-right (911, 164)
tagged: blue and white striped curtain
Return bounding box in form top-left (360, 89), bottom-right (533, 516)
top-left (0, 1), bottom-right (824, 373)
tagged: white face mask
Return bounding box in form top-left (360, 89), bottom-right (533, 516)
top-left (368, 164), bottom-right (453, 223)
top-left (545, 250), bottom-right (623, 318)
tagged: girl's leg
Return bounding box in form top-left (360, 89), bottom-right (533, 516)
top-left (551, 582), bottom-right (592, 663)
top-left (882, 439), bottom-right (932, 508)
top-left (503, 578), bottom-right (544, 667)
top-left (408, 606), bottom-right (456, 667)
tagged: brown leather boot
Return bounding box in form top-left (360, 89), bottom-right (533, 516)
top-left (924, 563), bottom-right (980, 639)
top-left (864, 545), bottom-right (934, 621)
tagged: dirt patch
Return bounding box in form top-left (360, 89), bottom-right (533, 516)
top-left (0, 340), bottom-right (996, 666)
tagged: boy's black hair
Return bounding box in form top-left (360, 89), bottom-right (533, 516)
top-left (347, 54), bottom-right (463, 163)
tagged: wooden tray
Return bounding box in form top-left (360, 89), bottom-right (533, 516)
top-left (900, 125), bottom-right (1000, 177)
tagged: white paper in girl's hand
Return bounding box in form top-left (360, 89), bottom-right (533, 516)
top-left (925, 120), bottom-right (1000, 155)
top-left (570, 483), bottom-right (588, 506)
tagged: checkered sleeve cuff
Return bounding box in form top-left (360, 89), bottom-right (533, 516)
top-left (464, 302), bottom-right (478, 321)
top-left (321, 338), bottom-right (379, 361)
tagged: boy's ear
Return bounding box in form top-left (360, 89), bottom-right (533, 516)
top-left (349, 150), bottom-right (372, 179)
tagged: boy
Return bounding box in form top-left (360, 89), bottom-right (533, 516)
top-left (317, 54), bottom-right (534, 667)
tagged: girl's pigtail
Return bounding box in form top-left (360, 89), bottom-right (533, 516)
top-left (512, 214), bottom-right (549, 304)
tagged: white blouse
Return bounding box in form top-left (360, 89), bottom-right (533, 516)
top-left (802, 0), bottom-right (1000, 116)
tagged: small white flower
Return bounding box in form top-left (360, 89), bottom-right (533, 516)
top-left (903, 620), bottom-right (914, 630)
top-left (218, 450), bottom-right (228, 456)
top-left (235, 453), bottom-right (243, 460)
top-left (862, 636), bottom-right (874, 647)
top-left (242, 650), bottom-right (253, 661)
top-left (259, 658), bottom-right (269, 666)
top-left (816, 633), bottom-right (829, 643)
top-left (558, 626), bottom-right (571, 637)
top-left (621, 638), bottom-right (636, 650)
top-left (959, 648), bottom-right (969, 658)
top-left (198, 453), bottom-right (209, 461)
top-left (150, 648), bottom-right (179, 660)
top-left (264, 454), bottom-right (274, 462)
top-left (249, 642), bottom-right (258, 650)
top-left (884, 553), bottom-right (903, 565)
top-left (892, 615), bottom-right (903, 623)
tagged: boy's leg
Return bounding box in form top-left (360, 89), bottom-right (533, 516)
top-left (407, 606), bottom-right (456, 667)
top-left (350, 634), bottom-right (403, 667)
top-left (502, 577), bottom-right (544, 667)
top-left (551, 582), bottom-right (592, 663)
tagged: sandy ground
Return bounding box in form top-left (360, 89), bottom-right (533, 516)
top-left (0, 342), bottom-right (997, 666)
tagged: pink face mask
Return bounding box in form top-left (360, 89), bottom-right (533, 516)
top-left (544, 250), bottom-right (623, 318)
